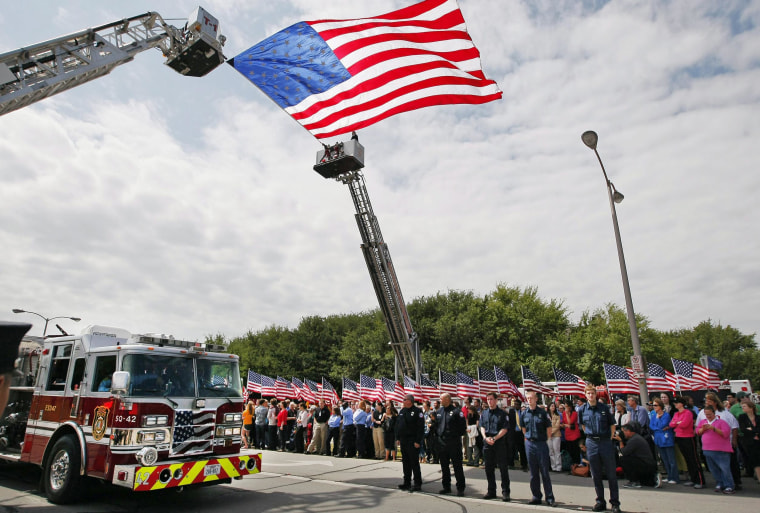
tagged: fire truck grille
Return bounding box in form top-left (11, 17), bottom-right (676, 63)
top-left (171, 409), bottom-right (214, 456)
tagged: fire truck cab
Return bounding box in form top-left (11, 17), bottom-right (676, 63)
top-left (0, 325), bottom-right (260, 504)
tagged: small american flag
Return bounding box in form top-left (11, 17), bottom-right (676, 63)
top-left (211, 375), bottom-right (227, 387)
top-left (381, 377), bottom-right (405, 402)
top-left (603, 363), bottom-right (640, 394)
top-left (172, 409), bottom-right (214, 456)
top-left (494, 366), bottom-right (524, 400)
top-left (671, 358), bottom-right (712, 390)
top-left (342, 377), bottom-right (361, 401)
top-left (438, 370), bottom-right (458, 395)
top-left (246, 370), bottom-right (262, 393)
top-left (403, 375), bottom-right (424, 401)
top-left (359, 374), bottom-right (383, 402)
top-left (275, 376), bottom-right (296, 400)
top-left (705, 356), bottom-right (723, 371)
top-left (305, 378), bottom-right (322, 400)
top-left (553, 367), bottom-right (587, 396)
top-left (646, 363), bottom-right (677, 392)
top-left (419, 375), bottom-right (440, 400)
top-left (291, 377), bottom-right (312, 402)
top-left (322, 377), bottom-right (339, 405)
top-left (260, 375), bottom-right (277, 397)
top-left (455, 371), bottom-right (479, 398)
top-left (521, 366), bottom-right (554, 395)
top-left (231, 0), bottom-right (502, 140)
top-left (477, 367), bottom-right (497, 398)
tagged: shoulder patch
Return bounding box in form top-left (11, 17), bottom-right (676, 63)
top-left (418, 412), bottom-right (424, 418)
top-left (459, 411), bottom-right (464, 417)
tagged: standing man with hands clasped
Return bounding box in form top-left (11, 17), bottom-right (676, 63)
top-left (521, 391), bottom-right (556, 507)
top-left (579, 384), bottom-right (621, 513)
top-left (480, 391), bottom-right (511, 501)
top-left (396, 394), bottom-right (425, 491)
top-left (436, 392), bottom-right (467, 496)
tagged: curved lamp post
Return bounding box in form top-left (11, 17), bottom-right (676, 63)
top-left (12, 309), bottom-right (81, 337)
top-left (581, 131), bottom-right (649, 406)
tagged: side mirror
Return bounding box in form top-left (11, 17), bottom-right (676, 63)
top-left (111, 371), bottom-right (130, 394)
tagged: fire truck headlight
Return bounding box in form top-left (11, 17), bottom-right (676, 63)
top-left (137, 430), bottom-right (166, 443)
top-left (136, 447), bottom-right (159, 466)
top-left (224, 413), bottom-right (242, 423)
top-left (142, 415), bottom-right (169, 427)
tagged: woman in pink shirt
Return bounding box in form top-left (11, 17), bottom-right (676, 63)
top-left (697, 405), bottom-right (734, 494)
top-left (669, 396), bottom-right (704, 488)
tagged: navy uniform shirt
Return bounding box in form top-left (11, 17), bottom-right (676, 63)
top-left (396, 405), bottom-right (425, 444)
top-left (437, 404), bottom-right (467, 440)
top-left (520, 407), bottom-right (550, 441)
top-left (480, 407), bottom-right (509, 437)
top-left (579, 402), bottom-right (615, 437)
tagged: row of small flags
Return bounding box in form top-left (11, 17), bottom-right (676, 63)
top-left (246, 366), bottom-right (525, 403)
top-left (246, 357), bottom-right (722, 403)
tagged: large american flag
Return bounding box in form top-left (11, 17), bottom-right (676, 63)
top-left (231, 0), bottom-right (502, 140)
top-left (494, 366), bottom-right (524, 400)
top-left (260, 375), bottom-right (277, 397)
top-left (404, 375), bottom-right (424, 401)
top-left (438, 370), bottom-right (458, 395)
top-left (305, 378), bottom-right (322, 400)
top-left (172, 409), bottom-right (214, 456)
top-left (292, 377), bottom-right (315, 402)
top-left (671, 358), bottom-right (713, 390)
top-left (455, 371), bottom-right (479, 398)
top-left (246, 370), bottom-right (262, 393)
top-left (603, 363), bottom-right (640, 394)
top-left (646, 363), bottom-right (677, 392)
top-left (360, 374), bottom-right (383, 402)
top-left (382, 377), bottom-right (405, 402)
top-left (419, 374), bottom-right (440, 400)
top-left (342, 377), bottom-right (361, 401)
top-left (477, 367), bottom-right (497, 398)
top-left (521, 366), bottom-right (554, 395)
top-left (553, 367), bottom-right (587, 396)
top-left (322, 377), bottom-right (340, 404)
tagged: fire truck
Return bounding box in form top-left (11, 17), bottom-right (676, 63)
top-left (0, 325), bottom-right (260, 504)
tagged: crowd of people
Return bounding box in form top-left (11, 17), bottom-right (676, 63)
top-left (240, 386), bottom-right (760, 512)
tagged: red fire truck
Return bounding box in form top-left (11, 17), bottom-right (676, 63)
top-left (0, 325), bottom-right (260, 504)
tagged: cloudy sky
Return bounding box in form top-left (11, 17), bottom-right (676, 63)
top-left (1, 1), bottom-right (758, 345)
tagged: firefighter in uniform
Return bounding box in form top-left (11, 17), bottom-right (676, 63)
top-left (436, 392), bottom-right (467, 496)
top-left (396, 394), bottom-right (424, 491)
top-left (521, 391), bottom-right (556, 507)
top-left (579, 384), bottom-right (621, 513)
top-left (480, 391), bottom-right (511, 501)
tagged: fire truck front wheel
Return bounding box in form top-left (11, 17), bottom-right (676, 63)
top-left (43, 435), bottom-right (83, 504)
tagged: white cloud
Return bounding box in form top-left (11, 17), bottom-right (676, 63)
top-left (1, 0), bottom-right (758, 345)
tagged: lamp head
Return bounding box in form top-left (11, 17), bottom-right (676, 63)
top-left (581, 131), bottom-right (598, 150)
top-left (12, 309), bottom-right (25, 314)
top-left (71, 317), bottom-right (82, 322)
top-left (613, 190), bottom-right (624, 203)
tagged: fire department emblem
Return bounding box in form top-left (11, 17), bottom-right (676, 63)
top-left (93, 405), bottom-right (109, 441)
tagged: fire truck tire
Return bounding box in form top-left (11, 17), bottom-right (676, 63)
top-left (43, 435), bottom-right (83, 504)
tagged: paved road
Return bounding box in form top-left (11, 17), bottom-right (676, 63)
top-left (1, 449), bottom-right (757, 512)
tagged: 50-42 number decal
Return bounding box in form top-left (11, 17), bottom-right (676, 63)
top-left (114, 415), bottom-right (137, 423)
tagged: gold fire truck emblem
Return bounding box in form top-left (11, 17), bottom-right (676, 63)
top-left (93, 405), bottom-right (109, 441)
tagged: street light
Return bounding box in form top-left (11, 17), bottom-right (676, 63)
top-left (581, 130), bottom-right (649, 406)
top-left (11, 309), bottom-right (81, 337)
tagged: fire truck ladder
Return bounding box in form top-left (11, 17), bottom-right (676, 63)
top-left (0, 8), bottom-right (225, 117)
top-left (314, 139), bottom-right (422, 381)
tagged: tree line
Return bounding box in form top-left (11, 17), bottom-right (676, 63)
top-left (213, 284), bottom-right (759, 390)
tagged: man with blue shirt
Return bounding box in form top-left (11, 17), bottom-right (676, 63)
top-left (580, 384), bottom-right (621, 513)
top-left (521, 391), bottom-right (556, 507)
top-left (339, 401), bottom-right (355, 457)
top-left (354, 401), bottom-right (368, 458)
top-left (480, 392), bottom-right (511, 501)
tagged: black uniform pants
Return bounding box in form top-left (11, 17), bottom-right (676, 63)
top-left (399, 439), bottom-right (422, 486)
top-left (340, 424), bottom-right (356, 457)
top-left (483, 438), bottom-right (510, 495)
top-left (509, 430), bottom-right (527, 469)
top-left (438, 437), bottom-right (466, 491)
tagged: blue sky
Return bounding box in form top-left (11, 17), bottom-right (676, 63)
top-left (1, 1), bottom-right (758, 346)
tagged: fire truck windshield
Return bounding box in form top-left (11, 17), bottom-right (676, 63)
top-left (121, 354), bottom-right (242, 398)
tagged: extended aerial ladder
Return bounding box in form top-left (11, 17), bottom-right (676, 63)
top-left (0, 7), bottom-right (226, 117)
top-left (314, 138), bottom-right (423, 381)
